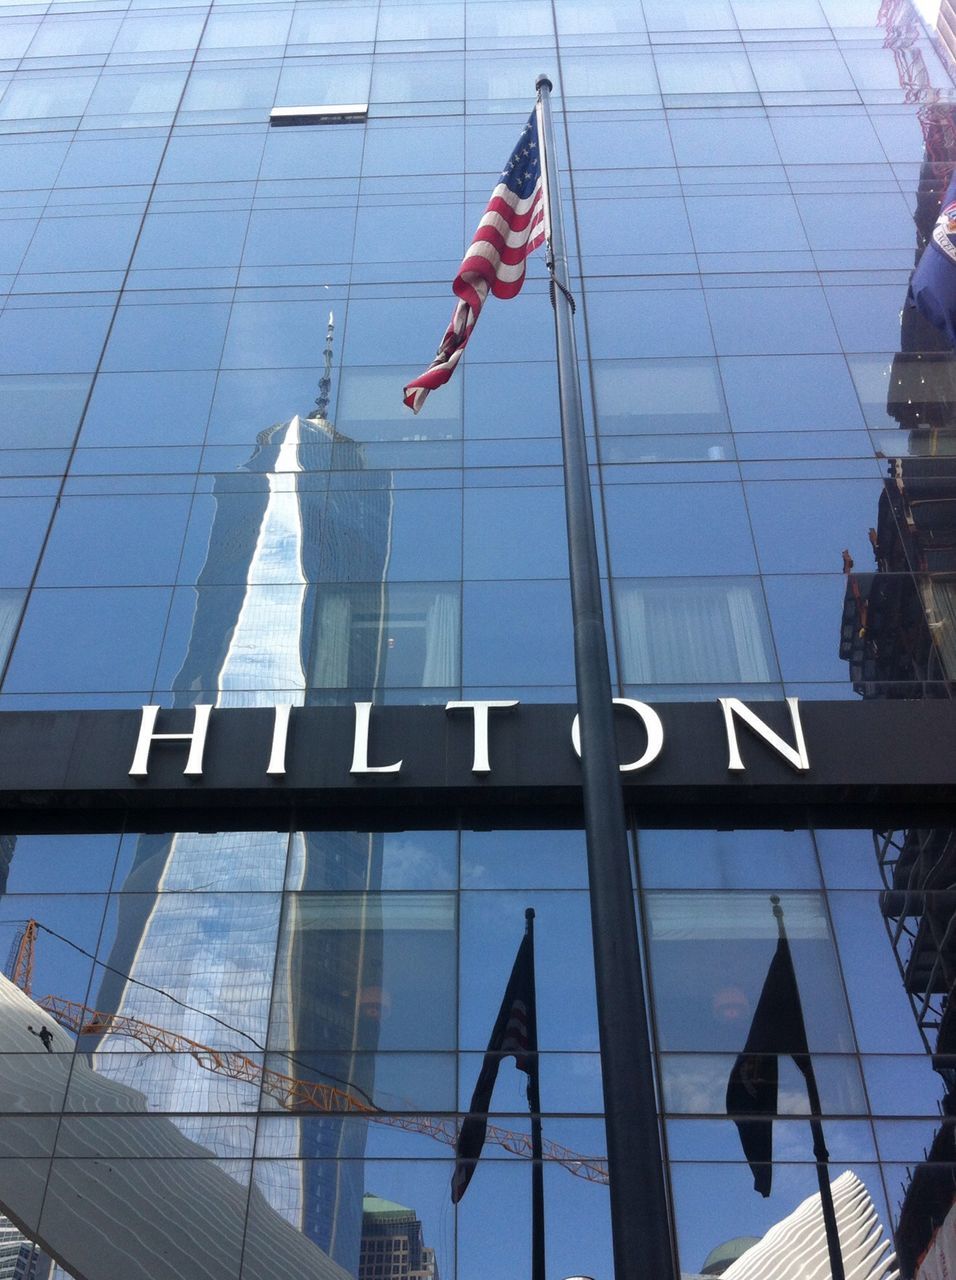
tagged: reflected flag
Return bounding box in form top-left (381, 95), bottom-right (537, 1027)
top-left (403, 110), bottom-right (546, 414)
top-left (909, 169), bottom-right (956, 347)
top-left (725, 929), bottom-right (812, 1197)
top-left (452, 926), bottom-right (537, 1203)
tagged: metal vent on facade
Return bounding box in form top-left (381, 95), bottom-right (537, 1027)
top-left (269, 104), bottom-right (368, 126)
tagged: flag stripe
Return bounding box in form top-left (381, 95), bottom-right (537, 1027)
top-left (404, 109), bottom-right (544, 413)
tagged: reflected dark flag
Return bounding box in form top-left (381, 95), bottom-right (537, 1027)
top-left (725, 933), bottom-right (812, 1197)
top-left (909, 170), bottom-right (956, 347)
top-left (452, 928), bottom-right (537, 1203)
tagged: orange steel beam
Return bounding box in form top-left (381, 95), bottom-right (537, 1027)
top-left (39, 994), bottom-right (608, 1185)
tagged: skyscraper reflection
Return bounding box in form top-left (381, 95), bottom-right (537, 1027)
top-left (87, 330), bottom-right (394, 1276)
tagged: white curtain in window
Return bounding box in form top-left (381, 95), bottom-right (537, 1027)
top-left (0, 591), bottom-right (23, 671)
top-left (422, 589), bottom-right (459, 687)
top-left (617, 581), bottom-right (773, 685)
top-left (928, 579), bottom-right (956, 680)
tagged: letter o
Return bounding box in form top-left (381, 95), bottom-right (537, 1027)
top-left (570, 699), bottom-right (664, 772)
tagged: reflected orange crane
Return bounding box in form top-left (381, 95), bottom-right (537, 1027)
top-left (9, 920), bottom-right (608, 1186)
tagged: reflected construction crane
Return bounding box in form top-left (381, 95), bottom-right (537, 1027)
top-left (7, 919), bottom-right (608, 1187)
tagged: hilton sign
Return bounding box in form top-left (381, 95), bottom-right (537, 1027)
top-left (129, 697), bottom-right (810, 779)
top-left (0, 699), bottom-right (952, 831)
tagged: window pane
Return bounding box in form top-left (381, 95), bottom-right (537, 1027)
top-left (615, 578), bottom-right (777, 685)
top-left (267, 892), bottom-right (457, 1051)
top-left (646, 891), bottom-right (855, 1053)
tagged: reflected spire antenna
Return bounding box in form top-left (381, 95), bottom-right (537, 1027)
top-left (313, 310), bottom-right (335, 420)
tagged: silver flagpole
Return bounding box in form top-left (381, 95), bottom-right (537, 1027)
top-left (534, 75), bottom-right (678, 1280)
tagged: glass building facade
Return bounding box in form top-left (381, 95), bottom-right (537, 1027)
top-left (0, 0), bottom-right (955, 1277)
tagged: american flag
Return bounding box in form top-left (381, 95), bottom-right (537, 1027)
top-left (451, 928), bottom-right (537, 1203)
top-left (403, 109), bottom-right (546, 413)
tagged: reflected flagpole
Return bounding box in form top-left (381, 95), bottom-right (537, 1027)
top-left (727, 896), bottom-right (846, 1280)
top-left (773, 900), bottom-right (847, 1280)
top-left (525, 908), bottom-right (545, 1280)
top-left (534, 74), bottom-right (677, 1280)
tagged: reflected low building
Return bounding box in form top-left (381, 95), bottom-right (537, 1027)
top-left (359, 1194), bottom-right (439, 1280)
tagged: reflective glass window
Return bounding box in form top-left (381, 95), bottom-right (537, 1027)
top-left (158, 131), bottom-right (265, 185)
top-left (0, 74), bottom-right (97, 121)
top-left (604, 482), bottom-right (757, 576)
top-left (267, 892), bottom-right (457, 1051)
top-left (84, 68), bottom-right (187, 118)
top-left (461, 829), bottom-right (587, 889)
top-left (20, 214), bottom-right (140, 275)
top-left (181, 66), bottom-right (280, 113)
top-left (769, 111), bottom-right (886, 164)
top-left (577, 194), bottom-right (691, 260)
top-left (1, 586), bottom-right (172, 693)
top-left (0, 19), bottom-right (39, 60)
top-left (376, 4), bottom-right (462, 41)
top-left (111, 13), bottom-right (205, 55)
top-left (206, 369), bottom-right (327, 444)
top-left (1, 302), bottom-right (113, 375)
top-left (55, 136), bottom-right (165, 188)
top-left (259, 125), bottom-right (364, 180)
top-left (640, 830), bottom-right (819, 890)
top-left (705, 286), bottom-right (840, 356)
top-left (0, 219), bottom-right (36, 275)
top-left (745, 477), bottom-right (885, 573)
top-left (463, 486), bottom-right (567, 580)
top-left (459, 891), bottom-right (597, 1050)
top-left (749, 50), bottom-right (855, 93)
top-left (223, 299), bottom-right (348, 372)
top-left (201, 9), bottom-right (292, 50)
top-left (686, 193), bottom-right (808, 253)
top-left (0, 374), bottom-right (89, 447)
top-left (289, 3), bottom-right (378, 45)
top-left (647, 891), bottom-right (855, 1053)
top-left (0, 590), bottom-right (23, 673)
top-left (0, 833), bottom-right (121, 895)
top-left (796, 192), bottom-right (915, 251)
top-left (0, 497), bottom-right (54, 586)
top-left (275, 59), bottom-right (370, 108)
top-left (242, 207), bottom-right (357, 268)
top-left (371, 54), bottom-right (463, 107)
top-left (0, 139), bottom-right (68, 191)
top-left (594, 358), bottom-right (727, 434)
top-left (361, 121), bottom-right (464, 176)
top-left (555, 0), bottom-right (645, 34)
top-left (719, 354), bottom-right (865, 432)
top-left (37, 494), bottom-right (192, 588)
top-left (669, 115), bottom-right (781, 166)
top-left (134, 210), bottom-right (250, 271)
top-left (655, 51), bottom-right (757, 96)
top-left (586, 289), bottom-right (714, 359)
top-left (289, 830), bottom-right (456, 892)
top-left (26, 16), bottom-right (121, 57)
top-left (79, 370), bottom-right (217, 448)
top-left (762, 573), bottom-right (851, 684)
top-left (615, 578), bottom-right (777, 686)
top-left (732, 0), bottom-right (826, 24)
top-left (642, 0), bottom-right (736, 29)
top-left (102, 303), bottom-right (232, 373)
top-left (560, 52), bottom-right (659, 101)
top-left (463, 579), bottom-right (573, 686)
top-left (307, 582), bottom-right (461, 690)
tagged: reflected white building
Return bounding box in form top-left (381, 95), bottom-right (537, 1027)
top-left (715, 1171), bottom-right (898, 1280)
top-left (88, 368), bottom-right (395, 1276)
